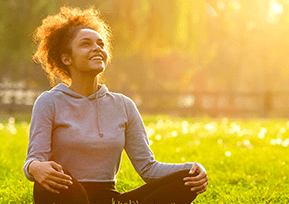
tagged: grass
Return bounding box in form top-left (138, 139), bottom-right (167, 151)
top-left (1, 115), bottom-right (289, 203)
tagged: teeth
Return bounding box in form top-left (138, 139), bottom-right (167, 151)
top-left (91, 56), bottom-right (102, 60)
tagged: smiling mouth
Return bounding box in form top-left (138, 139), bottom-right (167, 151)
top-left (90, 56), bottom-right (103, 61)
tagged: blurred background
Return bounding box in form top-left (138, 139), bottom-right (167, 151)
top-left (1, 0), bottom-right (289, 118)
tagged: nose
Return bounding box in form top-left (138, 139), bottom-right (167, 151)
top-left (92, 43), bottom-right (101, 51)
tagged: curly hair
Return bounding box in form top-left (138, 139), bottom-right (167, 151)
top-left (33, 6), bottom-right (112, 85)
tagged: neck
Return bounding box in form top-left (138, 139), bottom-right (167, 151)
top-left (69, 73), bottom-right (99, 97)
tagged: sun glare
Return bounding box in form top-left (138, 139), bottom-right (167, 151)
top-left (267, 0), bottom-right (283, 23)
top-left (270, 0), bottom-right (283, 14)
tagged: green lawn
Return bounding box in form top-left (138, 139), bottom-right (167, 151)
top-left (1, 115), bottom-right (289, 203)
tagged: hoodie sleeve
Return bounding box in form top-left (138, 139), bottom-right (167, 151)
top-left (23, 92), bottom-right (54, 181)
top-left (122, 96), bottom-right (194, 183)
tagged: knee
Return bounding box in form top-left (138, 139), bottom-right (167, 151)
top-left (33, 178), bottom-right (90, 204)
top-left (170, 169), bottom-right (199, 193)
top-left (33, 182), bottom-right (56, 204)
top-left (33, 181), bottom-right (49, 194)
top-left (170, 169), bottom-right (198, 181)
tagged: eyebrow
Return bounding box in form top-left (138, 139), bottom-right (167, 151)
top-left (79, 38), bottom-right (92, 42)
top-left (79, 38), bottom-right (103, 42)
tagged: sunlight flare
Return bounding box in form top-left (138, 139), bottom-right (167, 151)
top-left (270, 0), bottom-right (283, 14)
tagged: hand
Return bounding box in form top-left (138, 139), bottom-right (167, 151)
top-left (28, 160), bottom-right (73, 194)
top-left (183, 163), bottom-right (208, 194)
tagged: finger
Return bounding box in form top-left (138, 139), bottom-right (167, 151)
top-left (196, 188), bottom-right (207, 195)
top-left (184, 176), bottom-right (208, 187)
top-left (197, 163), bottom-right (207, 174)
top-left (184, 171), bottom-right (207, 181)
top-left (50, 161), bottom-right (64, 173)
top-left (189, 163), bottom-right (198, 175)
top-left (42, 183), bottom-right (60, 194)
top-left (190, 181), bottom-right (208, 192)
top-left (50, 170), bottom-right (73, 181)
top-left (195, 182), bottom-right (208, 194)
top-left (47, 179), bottom-right (70, 190)
top-left (50, 175), bottom-right (73, 186)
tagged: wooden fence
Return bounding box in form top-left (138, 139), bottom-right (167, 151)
top-left (1, 88), bottom-right (289, 117)
top-left (0, 88), bottom-right (43, 113)
top-left (125, 90), bottom-right (289, 117)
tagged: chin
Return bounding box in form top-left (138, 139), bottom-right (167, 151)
top-left (89, 67), bottom-right (105, 75)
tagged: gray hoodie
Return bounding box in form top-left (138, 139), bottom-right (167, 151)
top-left (24, 83), bottom-right (193, 183)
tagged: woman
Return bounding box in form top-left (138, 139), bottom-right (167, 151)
top-left (24, 6), bottom-right (208, 204)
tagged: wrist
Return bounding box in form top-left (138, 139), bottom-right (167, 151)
top-left (28, 160), bottom-right (40, 175)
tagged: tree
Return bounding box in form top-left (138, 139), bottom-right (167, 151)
top-left (1, 0), bottom-right (209, 90)
top-left (103, 0), bottom-right (209, 91)
top-left (190, 0), bottom-right (289, 93)
top-left (0, 0), bottom-right (58, 87)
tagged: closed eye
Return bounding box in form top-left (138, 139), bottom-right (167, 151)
top-left (80, 41), bottom-right (90, 46)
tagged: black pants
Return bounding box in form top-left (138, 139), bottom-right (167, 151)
top-left (33, 169), bottom-right (198, 204)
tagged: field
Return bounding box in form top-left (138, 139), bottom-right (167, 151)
top-left (0, 115), bottom-right (289, 203)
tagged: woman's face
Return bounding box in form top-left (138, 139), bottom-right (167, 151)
top-left (66, 28), bottom-right (108, 76)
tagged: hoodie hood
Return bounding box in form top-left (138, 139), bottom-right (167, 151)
top-left (51, 83), bottom-right (108, 99)
top-left (51, 83), bottom-right (108, 137)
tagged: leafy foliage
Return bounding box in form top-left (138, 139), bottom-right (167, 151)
top-left (0, 0), bottom-right (208, 90)
top-left (0, 0), bottom-right (58, 85)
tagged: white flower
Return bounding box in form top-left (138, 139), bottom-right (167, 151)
top-left (155, 134), bottom-right (162, 141)
top-left (222, 118), bottom-right (228, 124)
top-left (8, 117), bottom-right (15, 124)
top-left (260, 127), bottom-right (268, 134)
top-left (243, 139), bottom-right (251, 147)
top-left (270, 139), bottom-right (276, 145)
top-left (280, 127), bottom-right (286, 134)
top-left (182, 128), bottom-right (189, 134)
top-left (146, 127), bottom-right (155, 138)
top-left (258, 132), bottom-right (265, 139)
top-left (276, 138), bottom-right (282, 145)
top-left (171, 130), bottom-right (178, 137)
top-left (225, 151), bottom-right (232, 157)
top-left (217, 139), bottom-right (223, 145)
top-left (182, 121), bottom-right (189, 128)
top-left (282, 141), bottom-right (289, 147)
top-left (149, 139), bottom-right (153, 145)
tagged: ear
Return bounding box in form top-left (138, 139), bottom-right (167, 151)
top-left (61, 54), bottom-right (72, 66)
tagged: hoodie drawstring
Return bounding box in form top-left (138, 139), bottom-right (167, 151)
top-left (96, 93), bottom-right (103, 137)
